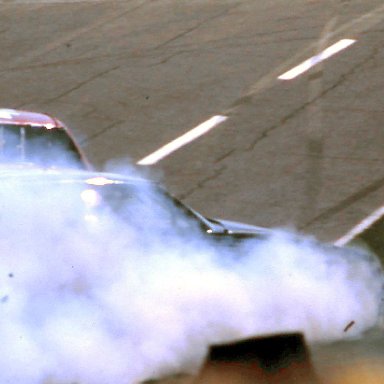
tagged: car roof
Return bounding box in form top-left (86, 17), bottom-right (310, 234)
top-left (0, 108), bottom-right (62, 128)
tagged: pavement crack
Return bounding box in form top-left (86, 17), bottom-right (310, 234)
top-left (148, 51), bottom-right (190, 67)
top-left (243, 103), bottom-right (308, 153)
top-left (154, 4), bottom-right (240, 50)
top-left (270, 151), bottom-right (384, 163)
top-left (177, 165), bottom-right (226, 200)
top-left (2, 30), bottom-right (315, 73)
top-left (159, 28), bottom-right (317, 52)
top-left (0, 0), bottom-right (147, 76)
top-left (300, 174), bottom-right (384, 230)
top-left (79, 119), bottom-right (125, 145)
top-left (44, 65), bottom-right (119, 104)
top-left (214, 149), bottom-right (236, 164)
top-left (3, 47), bottom-right (189, 73)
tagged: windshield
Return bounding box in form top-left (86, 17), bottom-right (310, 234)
top-left (85, 181), bottom-right (207, 235)
top-left (0, 125), bottom-right (84, 168)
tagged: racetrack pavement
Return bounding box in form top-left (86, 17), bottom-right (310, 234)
top-left (2, 0), bottom-right (384, 382)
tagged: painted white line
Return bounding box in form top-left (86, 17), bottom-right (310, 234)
top-left (334, 205), bottom-right (384, 247)
top-left (137, 115), bottom-right (228, 165)
top-left (278, 39), bottom-right (356, 80)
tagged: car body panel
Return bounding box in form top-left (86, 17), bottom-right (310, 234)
top-left (206, 217), bottom-right (273, 236)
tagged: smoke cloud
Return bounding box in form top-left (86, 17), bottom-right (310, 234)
top-left (0, 169), bottom-right (382, 383)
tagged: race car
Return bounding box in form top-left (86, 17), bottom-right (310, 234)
top-left (0, 166), bottom-right (381, 384)
top-left (0, 108), bottom-right (90, 169)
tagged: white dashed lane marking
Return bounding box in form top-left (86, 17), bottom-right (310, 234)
top-left (334, 206), bottom-right (384, 247)
top-left (278, 39), bottom-right (356, 81)
top-left (137, 115), bottom-right (228, 166)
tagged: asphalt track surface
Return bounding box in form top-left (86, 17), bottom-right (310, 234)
top-left (2, 0), bottom-right (384, 382)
